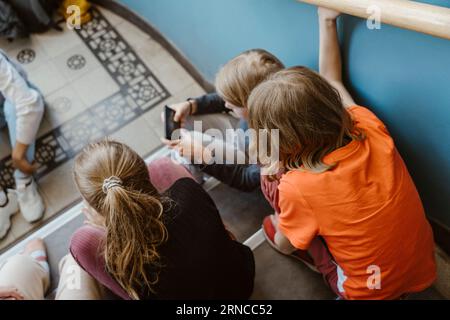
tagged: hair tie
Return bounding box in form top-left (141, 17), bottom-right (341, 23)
top-left (102, 176), bottom-right (122, 194)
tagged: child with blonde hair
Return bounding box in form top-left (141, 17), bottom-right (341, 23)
top-left (164, 49), bottom-right (284, 191)
top-left (70, 140), bottom-right (255, 300)
top-left (249, 8), bottom-right (436, 299)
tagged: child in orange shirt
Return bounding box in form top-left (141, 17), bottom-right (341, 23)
top-left (249, 8), bottom-right (436, 299)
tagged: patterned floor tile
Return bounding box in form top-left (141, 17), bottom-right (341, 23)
top-left (37, 159), bottom-right (81, 220)
top-left (44, 85), bottom-right (89, 128)
top-left (51, 43), bottom-right (102, 83)
top-left (34, 28), bottom-right (82, 59)
top-left (71, 66), bottom-right (119, 107)
top-left (3, 37), bottom-right (50, 73)
top-left (146, 48), bottom-right (198, 97)
top-left (115, 19), bottom-right (152, 51)
top-left (110, 116), bottom-right (162, 157)
top-left (28, 60), bottom-right (68, 96)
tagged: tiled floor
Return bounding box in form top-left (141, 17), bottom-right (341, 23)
top-left (0, 6), bottom-right (205, 252)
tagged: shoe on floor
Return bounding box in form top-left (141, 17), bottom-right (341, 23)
top-left (262, 215), bottom-right (319, 273)
top-left (0, 189), bottom-right (19, 239)
top-left (16, 177), bottom-right (45, 223)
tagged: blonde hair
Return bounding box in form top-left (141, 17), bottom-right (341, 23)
top-left (248, 66), bottom-right (364, 173)
top-left (215, 49), bottom-right (284, 108)
top-left (73, 140), bottom-right (168, 299)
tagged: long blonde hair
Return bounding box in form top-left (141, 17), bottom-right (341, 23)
top-left (73, 140), bottom-right (168, 299)
top-left (248, 66), bottom-right (364, 173)
top-left (215, 49), bottom-right (284, 108)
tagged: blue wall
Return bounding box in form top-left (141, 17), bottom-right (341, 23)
top-left (120, 0), bottom-right (450, 227)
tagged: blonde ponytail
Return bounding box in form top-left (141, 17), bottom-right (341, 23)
top-left (74, 140), bottom-right (168, 299)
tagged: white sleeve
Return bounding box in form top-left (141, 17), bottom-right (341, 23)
top-left (0, 54), bottom-right (44, 145)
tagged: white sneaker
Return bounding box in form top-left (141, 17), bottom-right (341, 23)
top-left (16, 178), bottom-right (45, 223)
top-left (0, 189), bottom-right (19, 239)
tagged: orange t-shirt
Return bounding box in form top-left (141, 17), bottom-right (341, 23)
top-left (278, 106), bottom-right (436, 300)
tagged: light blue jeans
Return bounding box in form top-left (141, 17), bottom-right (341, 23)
top-left (0, 98), bottom-right (36, 180)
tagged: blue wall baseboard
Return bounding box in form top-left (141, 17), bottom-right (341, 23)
top-left (117, 0), bottom-right (450, 231)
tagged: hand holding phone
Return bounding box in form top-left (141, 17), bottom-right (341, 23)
top-left (165, 105), bottom-right (181, 140)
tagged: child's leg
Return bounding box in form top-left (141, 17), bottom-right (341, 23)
top-left (0, 255), bottom-right (47, 299)
top-left (264, 217), bottom-right (344, 298)
top-left (308, 237), bottom-right (345, 298)
top-left (69, 225), bottom-right (130, 300)
top-left (260, 175), bottom-right (281, 213)
top-left (181, 114), bottom-right (248, 182)
top-left (260, 175), bottom-right (346, 298)
top-left (3, 99), bottom-right (35, 180)
top-left (55, 253), bottom-right (105, 300)
top-left (4, 97), bottom-right (45, 224)
top-left (260, 169), bottom-right (285, 213)
top-left (0, 239), bottom-right (50, 300)
top-left (147, 157), bottom-right (195, 194)
top-left (185, 114), bottom-right (247, 161)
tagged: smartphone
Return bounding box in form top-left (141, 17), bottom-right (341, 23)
top-left (165, 105), bottom-right (181, 140)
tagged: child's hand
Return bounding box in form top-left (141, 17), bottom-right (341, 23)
top-left (318, 7), bottom-right (341, 21)
top-left (0, 286), bottom-right (24, 300)
top-left (162, 129), bottom-right (214, 164)
top-left (161, 101), bottom-right (196, 128)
